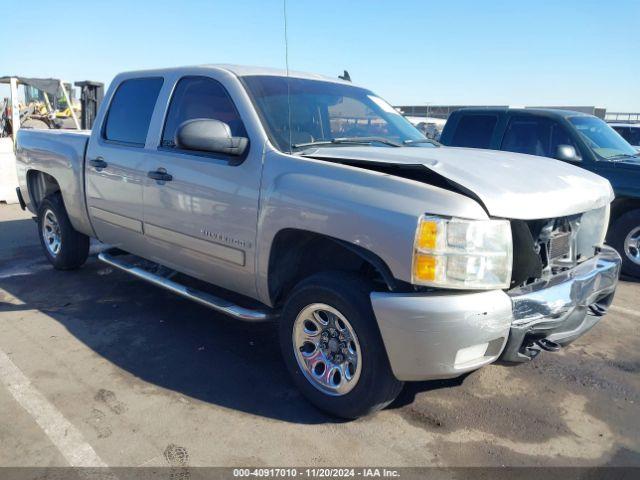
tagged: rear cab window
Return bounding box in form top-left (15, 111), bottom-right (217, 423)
top-left (450, 114), bottom-right (498, 148)
top-left (103, 77), bottom-right (164, 146)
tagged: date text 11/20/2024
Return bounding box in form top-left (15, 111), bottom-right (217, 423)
top-left (232, 468), bottom-right (400, 477)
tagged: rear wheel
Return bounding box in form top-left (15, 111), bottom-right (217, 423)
top-left (279, 272), bottom-right (403, 419)
top-left (609, 209), bottom-right (640, 277)
top-left (37, 193), bottom-right (89, 270)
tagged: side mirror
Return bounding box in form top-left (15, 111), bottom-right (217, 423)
top-left (176, 119), bottom-right (248, 157)
top-left (555, 144), bottom-right (581, 162)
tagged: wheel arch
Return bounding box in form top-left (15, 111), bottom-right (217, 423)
top-left (24, 168), bottom-right (95, 238)
top-left (607, 199), bottom-right (640, 276)
top-left (27, 169), bottom-right (61, 210)
top-left (266, 228), bottom-right (406, 307)
top-left (609, 197), bottom-right (640, 231)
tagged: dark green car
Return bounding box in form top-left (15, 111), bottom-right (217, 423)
top-left (440, 108), bottom-right (640, 276)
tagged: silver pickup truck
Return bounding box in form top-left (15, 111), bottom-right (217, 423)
top-left (15, 65), bottom-right (621, 418)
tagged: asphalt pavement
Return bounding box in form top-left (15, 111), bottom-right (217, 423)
top-left (0, 203), bottom-right (638, 469)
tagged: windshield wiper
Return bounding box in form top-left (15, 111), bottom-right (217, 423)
top-left (403, 138), bottom-right (441, 146)
top-left (333, 136), bottom-right (403, 147)
top-left (292, 136), bottom-right (402, 149)
top-left (608, 153), bottom-right (638, 161)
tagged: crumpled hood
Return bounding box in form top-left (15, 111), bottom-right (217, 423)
top-left (303, 145), bottom-right (614, 220)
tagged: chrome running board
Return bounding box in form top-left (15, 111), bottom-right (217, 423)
top-left (98, 250), bottom-right (276, 322)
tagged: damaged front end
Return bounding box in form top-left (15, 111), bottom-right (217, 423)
top-left (302, 146), bottom-right (621, 375)
top-left (501, 247), bottom-right (619, 362)
top-left (501, 206), bottom-right (620, 362)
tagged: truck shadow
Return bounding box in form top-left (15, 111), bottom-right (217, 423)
top-left (0, 217), bottom-right (500, 424)
top-left (387, 376), bottom-right (467, 410)
top-left (620, 274), bottom-right (640, 283)
top-left (0, 240), bottom-right (342, 424)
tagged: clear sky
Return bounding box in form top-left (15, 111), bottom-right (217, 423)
top-left (1, 0), bottom-right (638, 110)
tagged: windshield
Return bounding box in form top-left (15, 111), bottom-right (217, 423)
top-left (242, 75), bottom-right (426, 152)
top-left (569, 116), bottom-right (638, 160)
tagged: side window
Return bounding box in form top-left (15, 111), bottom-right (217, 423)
top-left (612, 126), bottom-right (629, 141)
top-left (613, 126), bottom-right (639, 145)
top-left (161, 76), bottom-right (246, 148)
top-left (450, 115), bottom-right (497, 148)
top-left (501, 117), bottom-right (551, 157)
top-left (104, 77), bottom-right (163, 146)
top-left (550, 123), bottom-right (580, 158)
top-left (628, 128), bottom-right (640, 146)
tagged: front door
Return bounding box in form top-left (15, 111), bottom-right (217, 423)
top-left (501, 116), bottom-right (571, 158)
top-left (85, 77), bottom-right (163, 251)
top-left (141, 74), bottom-right (261, 299)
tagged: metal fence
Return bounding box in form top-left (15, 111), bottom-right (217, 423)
top-left (395, 105), bottom-right (508, 120)
top-left (605, 112), bottom-right (640, 123)
top-left (396, 105), bottom-right (616, 121)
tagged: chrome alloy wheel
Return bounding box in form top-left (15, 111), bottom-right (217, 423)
top-left (292, 303), bottom-right (362, 396)
top-left (42, 208), bottom-right (62, 257)
top-left (624, 226), bottom-right (640, 266)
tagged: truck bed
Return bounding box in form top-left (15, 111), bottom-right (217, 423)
top-left (15, 128), bottom-right (94, 237)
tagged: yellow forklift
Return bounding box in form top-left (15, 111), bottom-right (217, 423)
top-left (0, 77), bottom-right (80, 135)
top-left (0, 76), bottom-right (102, 203)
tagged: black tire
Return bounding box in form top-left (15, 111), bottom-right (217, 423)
top-left (21, 119), bottom-right (50, 130)
top-left (37, 192), bottom-right (89, 270)
top-left (609, 209), bottom-right (640, 277)
top-left (279, 271), bottom-right (403, 419)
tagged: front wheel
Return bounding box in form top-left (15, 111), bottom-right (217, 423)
top-left (279, 272), bottom-right (403, 419)
top-left (37, 193), bottom-right (90, 270)
top-left (609, 209), bottom-right (640, 277)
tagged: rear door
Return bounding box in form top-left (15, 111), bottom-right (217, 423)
top-left (140, 73), bottom-right (262, 298)
top-left (85, 77), bottom-right (163, 250)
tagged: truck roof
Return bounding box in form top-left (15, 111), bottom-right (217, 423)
top-left (114, 64), bottom-right (352, 85)
top-left (454, 107), bottom-right (592, 119)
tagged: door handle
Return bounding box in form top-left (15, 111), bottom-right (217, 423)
top-left (147, 169), bottom-right (173, 182)
top-left (89, 157), bottom-right (107, 169)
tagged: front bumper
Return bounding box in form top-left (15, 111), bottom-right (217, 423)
top-left (370, 246), bottom-right (621, 381)
top-left (500, 245), bottom-right (620, 362)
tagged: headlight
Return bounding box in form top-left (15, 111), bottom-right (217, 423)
top-left (412, 215), bottom-right (513, 289)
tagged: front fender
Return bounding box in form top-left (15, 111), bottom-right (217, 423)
top-left (255, 151), bottom-right (488, 304)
